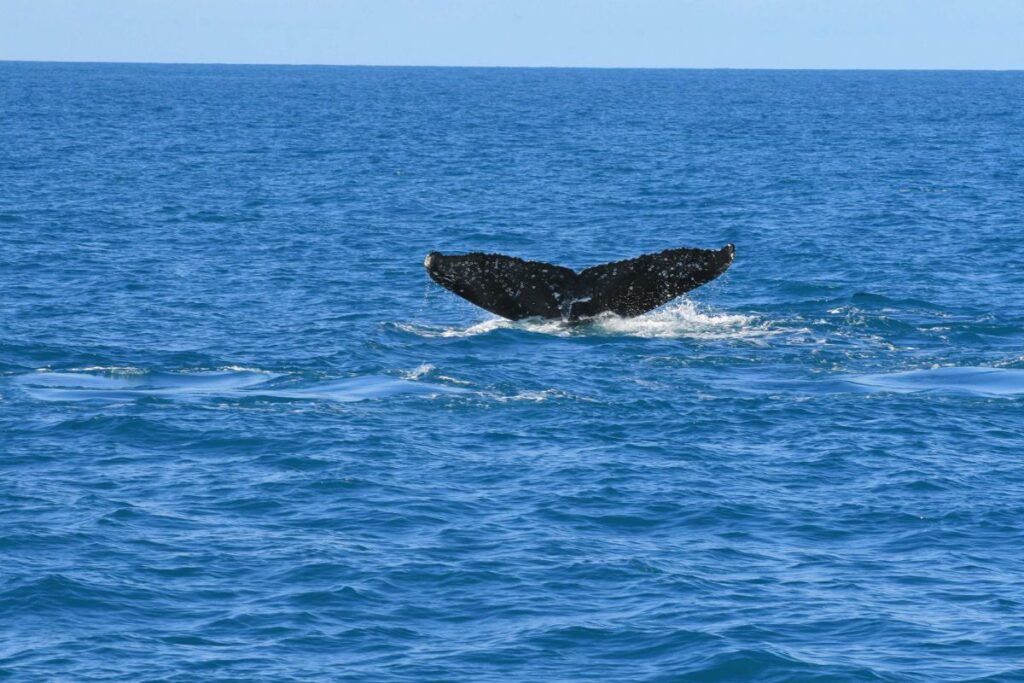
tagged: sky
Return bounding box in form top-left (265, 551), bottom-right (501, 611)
top-left (1, 0), bottom-right (1023, 70)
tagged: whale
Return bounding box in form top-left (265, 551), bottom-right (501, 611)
top-left (424, 244), bottom-right (735, 322)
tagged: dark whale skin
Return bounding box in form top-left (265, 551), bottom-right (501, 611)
top-left (424, 245), bottom-right (735, 322)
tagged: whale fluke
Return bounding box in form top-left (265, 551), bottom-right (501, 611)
top-left (424, 244), bottom-right (735, 322)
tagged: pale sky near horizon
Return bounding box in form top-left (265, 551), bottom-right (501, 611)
top-left (2, 0), bottom-right (1023, 70)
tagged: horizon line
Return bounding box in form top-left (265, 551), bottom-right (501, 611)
top-left (2, 58), bottom-right (1022, 73)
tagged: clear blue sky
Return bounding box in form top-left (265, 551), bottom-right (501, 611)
top-left (2, 0), bottom-right (1022, 69)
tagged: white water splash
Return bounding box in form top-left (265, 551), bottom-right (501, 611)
top-left (585, 300), bottom-right (771, 339)
top-left (489, 388), bottom-right (602, 403)
top-left (62, 365), bottom-right (148, 375)
top-left (402, 300), bottom-right (774, 340)
top-left (218, 365), bottom-right (278, 374)
top-left (402, 363), bottom-right (436, 380)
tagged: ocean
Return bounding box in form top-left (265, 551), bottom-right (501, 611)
top-left (2, 62), bottom-right (1023, 681)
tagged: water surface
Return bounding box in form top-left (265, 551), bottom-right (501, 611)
top-left (2, 63), bottom-right (1024, 681)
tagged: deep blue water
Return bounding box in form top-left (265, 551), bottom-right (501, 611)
top-left (2, 62), bottom-right (1024, 681)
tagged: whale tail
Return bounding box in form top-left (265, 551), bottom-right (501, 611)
top-left (424, 245), bottom-right (735, 322)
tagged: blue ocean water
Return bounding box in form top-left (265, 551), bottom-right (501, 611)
top-left (2, 61), bottom-right (1024, 681)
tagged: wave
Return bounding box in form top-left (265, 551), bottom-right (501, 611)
top-left (13, 367), bottom-right (468, 404)
top-left (19, 363), bottom-right (1021, 407)
top-left (725, 366), bottom-right (1024, 399)
top-left (844, 366), bottom-right (1024, 398)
